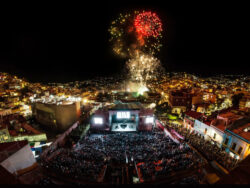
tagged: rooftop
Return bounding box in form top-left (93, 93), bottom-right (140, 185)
top-left (185, 111), bottom-right (203, 120)
top-left (0, 140), bottom-right (28, 163)
top-left (212, 110), bottom-right (245, 132)
top-left (1, 120), bottom-right (42, 137)
top-left (218, 112), bottom-right (238, 119)
top-left (203, 120), bottom-right (212, 126)
top-left (211, 119), bottom-right (227, 132)
top-left (109, 103), bottom-right (143, 110)
top-left (226, 118), bottom-right (250, 141)
top-left (32, 95), bottom-right (81, 105)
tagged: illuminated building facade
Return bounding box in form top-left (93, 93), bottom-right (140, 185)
top-left (183, 111), bottom-right (202, 130)
top-left (222, 118), bottom-right (250, 161)
top-left (185, 109), bottom-right (250, 160)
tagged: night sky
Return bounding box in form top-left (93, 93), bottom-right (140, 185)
top-left (0, 1), bottom-right (248, 83)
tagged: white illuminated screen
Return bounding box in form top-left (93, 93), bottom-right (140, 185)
top-left (145, 117), bottom-right (154, 124)
top-left (117, 111), bottom-right (130, 119)
top-left (94, 117), bottom-right (103, 124)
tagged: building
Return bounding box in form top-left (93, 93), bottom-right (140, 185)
top-left (168, 89), bottom-right (192, 114)
top-left (184, 110), bottom-right (228, 147)
top-left (185, 109), bottom-right (250, 161)
top-left (183, 111), bottom-right (203, 130)
top-left (0, 140), bottom-right (36, 175)
top-left (210, 112), bottom-right (241, 147)
top-left (33, 101), bottom-right (81, 132)
top-left (193, 118), bottom-right (212, 140)
top-left (202, 91), bottom-right (216, 104)
top-left (191, 92), bottom-right (203, 106)
top-left (210, 120), bottom-right (226, 147)
top-left (90, 103), bottom-right (155, 132)
top-left (195, 103), bottom-right (210, 114)
top-left (0, 114), bottom-right (47, 144)
top-left (222, 117), bottom-right (250, 161)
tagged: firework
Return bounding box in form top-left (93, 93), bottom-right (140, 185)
top-left (109, 10), bottom-right (163, 57)
top-left (126, 81), bottom-right (149, 95)
top-left (134, 11), bottom-right (162, 38)
top-left (109, 10), bottom-right (165, 94)
top-left (126, 52), bottom-right (163, 85)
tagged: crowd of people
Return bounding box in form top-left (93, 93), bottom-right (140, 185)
top-left (168, 123), bottom-right (238, 170)
top-left (41, 129), bottom-right (204, 184)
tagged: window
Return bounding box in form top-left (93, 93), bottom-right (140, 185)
top-left (231, 143), bottom-right (236, 151)
top-left (213, 133), bottom-right (216, 139)
top-left (238, 147), bottom-right (243, 155)
top-left (224, 138), bottom-right (229, 145)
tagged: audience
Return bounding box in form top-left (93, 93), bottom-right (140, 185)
top-left (168, 123), bottom-right (238, 170)
top-left (41, 130), bottom-right (204, 183)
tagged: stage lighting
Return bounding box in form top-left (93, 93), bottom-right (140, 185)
top-left (93, 117), bottom-right (103, 124)
top-left (145, 116), bottom-right (154, 124)
top-left (117, 111), bottom-right (130, 119)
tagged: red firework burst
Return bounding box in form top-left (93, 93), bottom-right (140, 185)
top-left (134, 11), bottom-right (162, 38)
